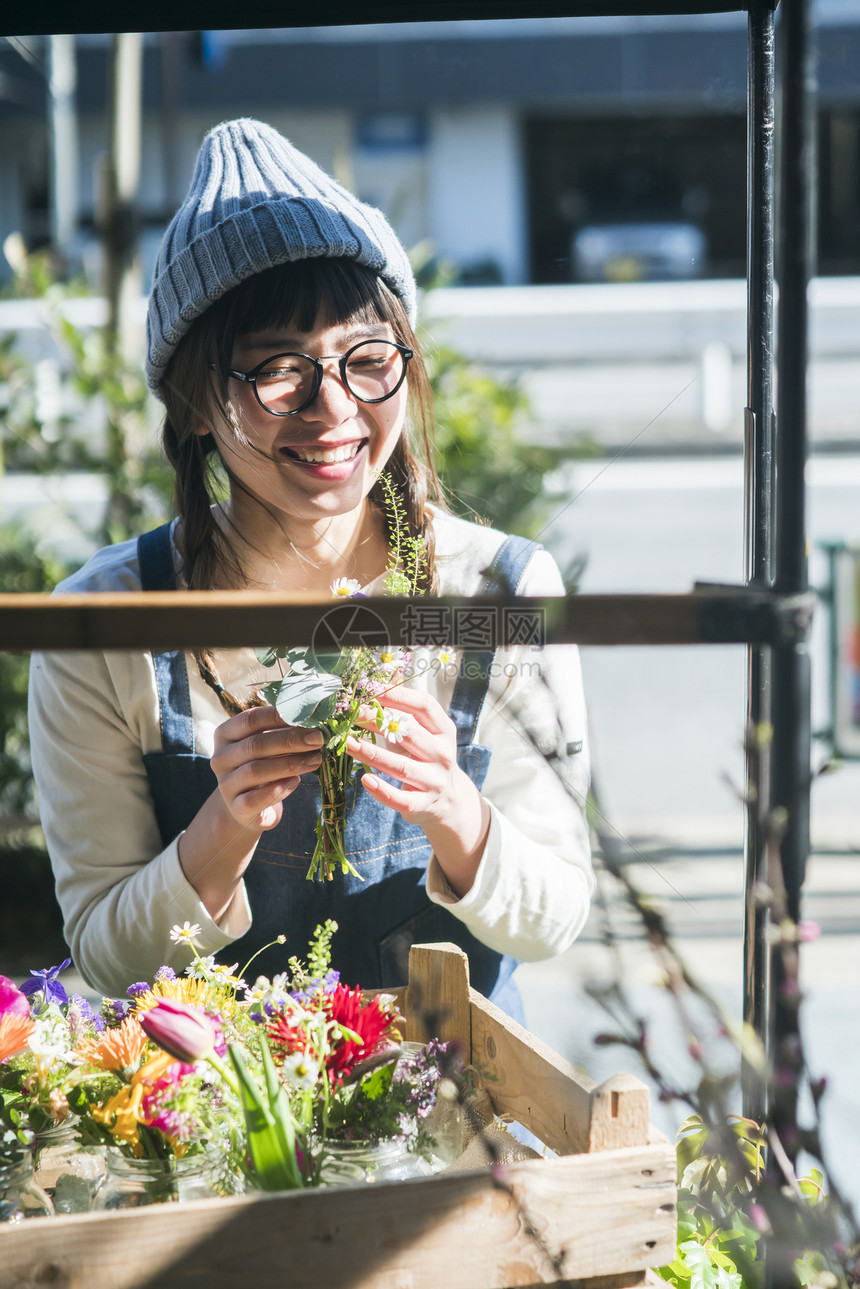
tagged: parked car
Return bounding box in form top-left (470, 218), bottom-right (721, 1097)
top-left (571, 220), bottom-right (708, 283)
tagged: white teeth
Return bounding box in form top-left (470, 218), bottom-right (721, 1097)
top-left (291, 442), bottom-right (361, 464)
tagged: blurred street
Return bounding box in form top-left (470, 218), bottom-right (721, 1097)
top-left (518, 450), bottom-right (860, 1212)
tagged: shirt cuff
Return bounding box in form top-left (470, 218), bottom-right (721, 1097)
top-left (163, 837), bottom-right (253, 951)
top-left (425, 805), bottom-right (502, 911)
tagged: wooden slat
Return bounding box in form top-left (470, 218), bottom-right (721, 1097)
top-left (587, 1073), bottom-right (651, 1153)
top-left (0, 588), bottom-right (814, 651)
top-left (405, 943), bottom-right (472, 1055)
top-left (469, 990), bottom-right (596, 1155)
top-left (0, 1145), bottom-right (677, 1289)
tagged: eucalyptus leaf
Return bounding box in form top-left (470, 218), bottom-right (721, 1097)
top-left (307, 647), bottom-right (348, 676)
top-left (274, 670), bottom-right (341, 728)
top-left (259, 681), bottom-right (281, 707)
top-left (255, 645), bottom-right (283, 668)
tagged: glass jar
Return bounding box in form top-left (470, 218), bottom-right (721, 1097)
top-left (34, 1120), bottom-right (105, 1214)
top-left (396, 1042), bottom-right (465, 1172)
top-left (320, 1137), bottom-right (431, 1185)
top-left (90, 1143), bottom-right (228, 1210)
top-left (0, 1155), bottom-right (54, 1222)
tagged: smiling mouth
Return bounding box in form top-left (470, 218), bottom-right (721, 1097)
top-left (282, 441), bottom-right (366, 465)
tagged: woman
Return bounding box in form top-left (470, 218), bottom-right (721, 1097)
top-left (28, 119), bottom-right (593, 1009)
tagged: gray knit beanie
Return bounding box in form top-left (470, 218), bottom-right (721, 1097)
top-left (145, 117), bottom-right (418, 396)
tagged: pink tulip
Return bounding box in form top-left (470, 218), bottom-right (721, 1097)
top-left (0, 975), bottom-right (31, 1019)
top-left (139, 999), bottom-right (217, 1063)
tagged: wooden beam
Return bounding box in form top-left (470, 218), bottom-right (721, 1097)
top-left (469, 990), bottom-right (596, 1155)
top-left (0, 1146), bottom-right (677, 1289)
top-left (0, 588), bottom-right (814, 652)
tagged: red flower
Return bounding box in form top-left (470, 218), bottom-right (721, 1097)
top-left (324, 985), bottom-right (397, 1084)
top-left (266, 1012), bottom-right (309, 1061)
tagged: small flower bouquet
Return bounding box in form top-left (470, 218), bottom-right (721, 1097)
top-left (255, 474), bottom-right (441, 882)
top-left (0, 920), bottom-right (465, 1213)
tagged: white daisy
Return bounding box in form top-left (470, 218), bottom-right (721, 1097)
top-left (170, 921), bottom-right (202, 944)
top-left (435, 647), bottom-right (457, 670)
top-left (373, 646), bottom-right (407, 676)
top-left (330, 577), bottom-right (362, 598)
top-left (185, 954), bottom-right (216, 979)
top-left (208, 962), bottom-right (247, 991)
top-left (282, 1050), bottom-right (320, 1092)
top-left (380, 711), bottom-right (413, 744)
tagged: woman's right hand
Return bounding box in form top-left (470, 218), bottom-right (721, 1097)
top-left (210, 705), bottom-right (324, 831)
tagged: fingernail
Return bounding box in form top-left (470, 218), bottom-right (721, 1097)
top-left (303, 730), bottom-right (324, 747)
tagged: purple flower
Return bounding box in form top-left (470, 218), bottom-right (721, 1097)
top-left (67, 994), bottom-right (104, 1040)
top-left (102, 998), bottom-right (128, 1027)
top-left (126, 982), bottom-right (150, 999)
top-left (154, 966), bottom-right (177, 984)
top-left (20, 959), bottom-right (72, 1006)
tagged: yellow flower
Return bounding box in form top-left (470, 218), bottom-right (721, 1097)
top-left (90, 1052), bottom-right (181, 1157)
top-left (132, 976), bottom-right (236, 1017)
top-left (93, 1083), bottom-right (146, 1154)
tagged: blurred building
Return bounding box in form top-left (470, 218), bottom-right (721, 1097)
top-left (0, 8), bottom-right (859, 289)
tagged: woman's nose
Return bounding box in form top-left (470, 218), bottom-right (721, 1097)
top-left (302, 361), bottom-right (357, 423)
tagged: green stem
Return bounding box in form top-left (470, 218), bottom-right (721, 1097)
top-left (207, 1052), bottom-right (241, 1099)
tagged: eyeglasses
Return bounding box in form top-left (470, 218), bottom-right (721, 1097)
top-left (217, 338), bottom-right (413, 417)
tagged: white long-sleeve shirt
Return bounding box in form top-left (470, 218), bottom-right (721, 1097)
top-left (28, 509), bottom-right (593, 997)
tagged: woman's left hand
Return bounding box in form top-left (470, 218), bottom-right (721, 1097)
top-left (344, 685), bottom-right (491, 897)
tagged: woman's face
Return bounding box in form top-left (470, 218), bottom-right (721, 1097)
top-left (213, 314), bottom-right (409, 532)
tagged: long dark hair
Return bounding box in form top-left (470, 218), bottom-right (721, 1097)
top-left (158, 257), bottom-right (442, 713)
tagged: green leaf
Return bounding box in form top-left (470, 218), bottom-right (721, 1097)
top-left (228, 1043), bottom-right (301, 1191)
top-left (255, 645), bottom-right (283, 668)
top-left (678, 1242), bottom-right (742, 1289)
top-left (273, 671), bottom-right (341, 727)
top-left (307, 647), bottom-right (348, 677)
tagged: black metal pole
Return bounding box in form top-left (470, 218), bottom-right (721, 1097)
top-left (742, 0), bottom-right (776, 1126)
top-left (772, 0), bottom-right (814, 928)
top-left (767, 0), bottom-right (815, 1278)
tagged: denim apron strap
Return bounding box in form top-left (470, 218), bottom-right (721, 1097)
top-left (137, 523), bottom-right (196, 758)
top-left (448, 533), bottom-right (544, 747)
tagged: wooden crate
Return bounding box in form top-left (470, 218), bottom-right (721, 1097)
top-left (0, 944), bottom-right (677, 1289)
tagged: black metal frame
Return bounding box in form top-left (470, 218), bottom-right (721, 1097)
top-left (4, 0), bottom-right (814, 1131)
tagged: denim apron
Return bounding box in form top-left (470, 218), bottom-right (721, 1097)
top-left (138, 523), bottom-right (541, 1017)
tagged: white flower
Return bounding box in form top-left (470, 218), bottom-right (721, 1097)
top-left (208, 962), bottom-right (247, 991)
top-left (244, 975), bottom-right (273, 1004)
top-left (282, 1050), bottom-right (320, 1092)
top-left (170, 921), bottom-right (202, 944)
top-left (373, 646), bottom-right (407, 676)
top-left (435, 647), bottom-right (457, 670)
top-left (30, 1014), bottom-right (73, 1061)
top-left (380, 711), bottom-right (413, 744)
top-left (330, 577), bottom-right (362, 598)
top-left (245, 972), bottom-right (292, 1009)
top-left (185, 954), bottom-right (216, 979)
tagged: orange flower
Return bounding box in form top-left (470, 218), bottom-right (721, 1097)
top-left (0, 1012), bottom-right (34, 1062)
top-left (77, 1015), bottom-right (147, 1073)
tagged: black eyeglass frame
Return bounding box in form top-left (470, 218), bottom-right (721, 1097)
top-left (214, 339), bottom-right (414, 417)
